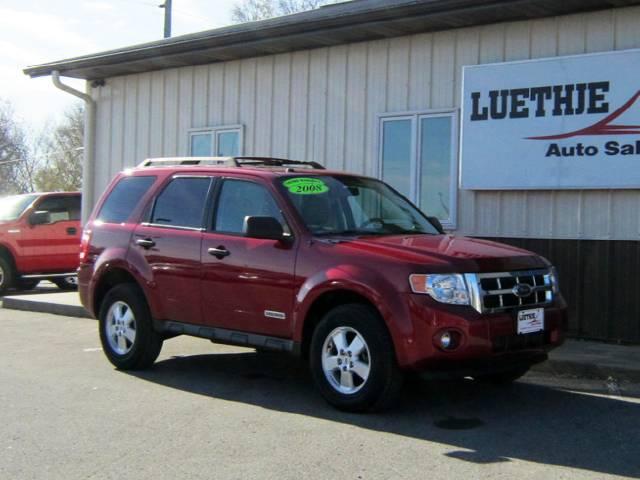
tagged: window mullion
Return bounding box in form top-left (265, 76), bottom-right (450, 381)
top-left (412, 115), bottom-right (420, 206)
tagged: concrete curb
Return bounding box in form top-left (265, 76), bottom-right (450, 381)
top-left (532, 359), bottom-right (640, 383)
top-left (2, 296), bottom-right (92, 319)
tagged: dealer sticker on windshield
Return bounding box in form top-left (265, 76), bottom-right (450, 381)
top-left (283, 178), bottom-right (329, 195)
top-left (517, 308), bottom-right (545, 335)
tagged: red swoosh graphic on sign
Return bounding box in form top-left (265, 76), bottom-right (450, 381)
top-left (527, 90), bottom-right (640, 140)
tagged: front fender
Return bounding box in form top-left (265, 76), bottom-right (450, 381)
top-left (292, 264), bottom-right (414, 365)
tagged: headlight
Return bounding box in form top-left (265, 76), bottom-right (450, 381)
top-left (409, 274), bottom-right (470, 305)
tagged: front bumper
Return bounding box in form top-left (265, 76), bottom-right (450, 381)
top-left (395, 293), bottom-right (567, 373)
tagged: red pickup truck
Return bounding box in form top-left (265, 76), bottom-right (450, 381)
top-left (0, 192), bottom-right (81, 294)
top-left (79, 157), bottom-right (566, 412)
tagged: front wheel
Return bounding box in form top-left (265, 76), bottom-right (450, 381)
top-left (309, 304), bottom-right (403, 412)
top-left (0, 257), bottom-right (15, 295)
top-left (53, 276), bottom-right (78, 291)
top-left (99, 284), bottom-right (163, 370)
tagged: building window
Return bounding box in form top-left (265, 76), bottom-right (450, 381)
top-left (379, 110), bottom-right (458, 229)
top-left (188, 125), bottom-right (243, 157)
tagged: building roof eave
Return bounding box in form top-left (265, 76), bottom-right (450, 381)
top-left (23, 0), bottom-right (640, 80)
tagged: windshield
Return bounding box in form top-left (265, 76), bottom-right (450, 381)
top-left (0, 194), bottom-right (38, 222)
top-left (280, 175), bottom-right (440, 236)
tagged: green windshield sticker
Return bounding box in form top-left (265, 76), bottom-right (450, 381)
top-left (283, 178), bottom-right (329, 195)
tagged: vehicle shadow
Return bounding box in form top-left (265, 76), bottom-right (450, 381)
top-left (129, 351), bottom-right (640, 478)
top-left (1, 284), bottom-right (61, 297)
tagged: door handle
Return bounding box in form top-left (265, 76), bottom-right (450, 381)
top-left (208, 246), bottom-right (230, 259)
top-left (66, 227), bottom-right (77, 235)
top-left (136, 238), bottom-right (156, 249)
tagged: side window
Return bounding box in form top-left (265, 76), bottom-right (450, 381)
top-left (36, 195), bottom-right (81, 223)
top-left (151, 177), bottom-right (211, 229)
top-left (97, 176), bottom-right (156, 224)
top-left (214, 179), bottom-right (286, 234)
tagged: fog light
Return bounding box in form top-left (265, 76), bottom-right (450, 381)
top-left (434, 330), bottom-right (461, 351)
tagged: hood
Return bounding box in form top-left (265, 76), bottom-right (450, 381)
top-left (327, 234), bottom-right (548, 272)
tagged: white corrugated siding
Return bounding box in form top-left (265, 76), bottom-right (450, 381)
top-left (91, 6), bottom-right (640, 241)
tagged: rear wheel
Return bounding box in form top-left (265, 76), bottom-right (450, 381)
top-left (0, 257), bottom-right (15, 295)
top-left (53, 275), bottom-right (78, 291)
top-left (309, 304), bottom-right (403, 412)
top-left (99, 283), bottom-right (163, 370)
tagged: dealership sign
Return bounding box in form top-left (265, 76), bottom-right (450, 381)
top-left (460, 49), bottom-right (640, 189)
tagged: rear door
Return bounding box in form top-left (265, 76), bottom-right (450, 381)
top-left (200, 177), bottom-right (298, 337)
top-left (20, 194), bottom-right (81, 273)
top-left (132, 175), bottom-right (213, 325)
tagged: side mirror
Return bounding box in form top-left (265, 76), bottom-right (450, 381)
top-left (427, 216), bottom-right (445, 234)
top-left (244, 216), bottom-right (285, 241)
top-left (29, 210), bottom-right (51, 226)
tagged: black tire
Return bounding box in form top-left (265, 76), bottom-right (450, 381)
top-left (478, 366), bottom-right (530, 385)
top-left (309, 304), bottom-right (404, 412)
top-left (0, 257), bottom-right (15, 295)
top-left (98, 283), bottom-right (163, 370)
top-left (53, 276), bottom-right (78, 291)
top-left (17, 279), bottom-right (40, 291)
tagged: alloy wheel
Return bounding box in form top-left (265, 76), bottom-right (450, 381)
top-left (105, 301), bottom-right (137, 355)
top-left (321, 326), bottom-right (371, 394)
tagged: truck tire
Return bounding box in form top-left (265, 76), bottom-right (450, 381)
top-left (309, 304), bottom-right (404, 412)
top-left (0, 257), bottom-right (15, 295)
top-left (53, 276), bottom-right (78, 291)
top-left (99, 283), bottom-right (163, 370)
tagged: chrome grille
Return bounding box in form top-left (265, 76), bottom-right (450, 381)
top-left (467, 269), bottom-right (554, 313)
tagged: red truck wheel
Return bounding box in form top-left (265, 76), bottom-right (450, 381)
top-left (0, 257), bottom-right (15, 295)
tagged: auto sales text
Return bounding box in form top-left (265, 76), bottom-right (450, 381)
top-left (545, 140), bottom-right (640, 157)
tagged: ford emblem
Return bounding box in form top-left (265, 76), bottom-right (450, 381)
top-left (513, 283), bottom-right (533, 298)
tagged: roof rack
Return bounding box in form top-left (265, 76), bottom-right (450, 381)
top-left (137, 156), bottom-right (325, 170)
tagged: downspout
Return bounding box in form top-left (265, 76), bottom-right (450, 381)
top-left (51, 70), bottom-right (96, 225)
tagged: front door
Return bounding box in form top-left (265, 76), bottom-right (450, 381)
top-left (132, 175), bottom-right (212, 325)
top-left (20, 194), bottom-right (81, 273)
top-left (201, 178), bottom-right (298, 338)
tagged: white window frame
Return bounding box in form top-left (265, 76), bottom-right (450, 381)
top-left (377, 109), bottom-right (459, 230)
top-left (188, 125), bottom-right (244, 156)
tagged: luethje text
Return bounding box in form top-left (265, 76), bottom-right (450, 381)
top-left (470, 82), bottom-right (610, 121)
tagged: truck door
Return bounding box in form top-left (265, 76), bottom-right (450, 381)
top-left (20, 194), bottom-right (81, 273)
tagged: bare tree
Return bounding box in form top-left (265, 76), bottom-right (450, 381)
top-left (34, 104), bottom-right (84, 192)
top-left (231, 0), bottom-right (339, 23)
top-left (0, 101), bottom-right (36, 195)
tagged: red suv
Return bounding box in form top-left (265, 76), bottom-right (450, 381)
top-left (79, 157), bottom-right (566, 412)
top-left (0, 192), bottom-right (81, 294)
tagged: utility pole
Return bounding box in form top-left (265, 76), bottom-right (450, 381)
top-left (159, 0), bottom-right (172, 38)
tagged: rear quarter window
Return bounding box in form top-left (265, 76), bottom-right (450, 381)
top-left (97, 176), bottom-right (156, 224)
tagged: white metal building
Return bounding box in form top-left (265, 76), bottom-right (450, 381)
top-left (25, 0), bottom-right (640, 342)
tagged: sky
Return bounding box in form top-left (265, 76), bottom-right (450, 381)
top-left (1, 0), bottom-right (237, 133)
